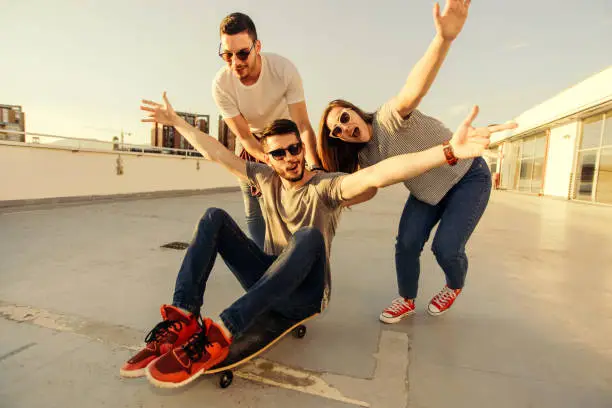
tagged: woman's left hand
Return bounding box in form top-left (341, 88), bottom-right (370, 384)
top-left (433, 0), bottom-right (471, 42)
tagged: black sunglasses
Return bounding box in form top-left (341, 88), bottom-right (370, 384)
top-left (266, 142), bottom-right (303, 160)
top-left (330, 110), bottom-right (352, 138)
top-left (218, 42), bottom-right (255, 63)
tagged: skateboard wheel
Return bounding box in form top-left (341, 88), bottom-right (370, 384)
top-left (293, 325), bottom-right (307, 338)
top-left (219, 371), bottom-right (233, 388)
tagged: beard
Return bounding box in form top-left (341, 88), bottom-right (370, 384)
top-left (233, 62), bottom-right (252, 79)
top-left (274, 161), bottom-right (305, 182)
top-left (284, 172), bottom-right (304, 182)
top-left (282, 166), bottom-right (305, 182)
top-left (236, 68), bottom-right (249, 79)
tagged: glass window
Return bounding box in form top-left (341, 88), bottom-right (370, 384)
top-left (603, 111), bottom-right (612, 147)
top-left (502, 141), bottom-right (520, 190)
top-left (532, 157), bottom-right (545, 193)
top-left (581, 114), bottom-right (603, 149)
top-left (522, 137), bottom-right (535, 158)
top-left (576, 151), bottom-right (597, 200)
top-left (511, 134), bottom-right (547, 193)
top-left (596, 148), bottom-right (612, 204)
top-left (535, 135), bottom-right (547, 157)
top-left (519, 159), bottom-right (533, 191)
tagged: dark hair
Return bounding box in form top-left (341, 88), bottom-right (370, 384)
top-left (220, 12), bottom-right (258, 41)
top-left (261, 119), bottom-right (301, 148)
top-left (317, 99), bottom-right (374, 173)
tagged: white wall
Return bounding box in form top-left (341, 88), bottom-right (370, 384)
top-left (0, 143), bottom-right (239, 202)
top-left (543, 122), bottom-right (579, 198)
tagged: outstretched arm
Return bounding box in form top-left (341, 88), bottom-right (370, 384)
top-left (340, 106), bottom-right (517, 203)
top-left (141, 92), bottom-right (248, 181)
top-left (393, 0), bottom-right (471, 118)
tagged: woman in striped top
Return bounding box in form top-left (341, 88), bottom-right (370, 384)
top-left (316, 0), bottom-right (516, 322)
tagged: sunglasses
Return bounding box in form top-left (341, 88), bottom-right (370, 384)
top-left (330, 109), bottom-right (352, 138)
top-left (218, 42), bottom-right (255, 63)
top-left (266, 142), bottom-right (303, 160)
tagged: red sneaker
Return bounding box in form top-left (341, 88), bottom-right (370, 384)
top-left (428, 286), bottom-right (462, 316)
top-left (379, 297), bottom-right (415, 324)
top-left (146, 320), bottom-right (232, 388)
top-left (119, 305), bottom-right (199, 378)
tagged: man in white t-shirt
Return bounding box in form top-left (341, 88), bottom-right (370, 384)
top-left (213, 12), bottom-right (321, 250)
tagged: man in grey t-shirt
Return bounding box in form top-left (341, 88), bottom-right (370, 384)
top-left (122, 92), bottom-right (492, 388)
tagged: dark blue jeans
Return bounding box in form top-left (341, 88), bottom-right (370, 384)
top-left (395, 157), bottom-right (492, 299)
top-left (239, 180), bottom-right (266, 251)
top-left (172, 208), bottom-right (326, 337)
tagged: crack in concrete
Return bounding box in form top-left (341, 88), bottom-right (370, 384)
top-left (321, 330), bottom-right (410, 407)
top-left (0, 342), bottom-right (37, 362)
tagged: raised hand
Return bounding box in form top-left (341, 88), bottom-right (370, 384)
top-left (433, 0), bottom-right (471, 41)
top-left (450, 106), bottom-right (518, 159)
top-left (141, 92), bottom-right (178, 126)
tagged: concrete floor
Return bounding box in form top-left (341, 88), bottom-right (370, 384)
top-left (0, 187), bottom-right (611, 408)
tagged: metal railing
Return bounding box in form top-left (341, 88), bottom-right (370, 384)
top-left (0, 129), bottom-right (204, 158)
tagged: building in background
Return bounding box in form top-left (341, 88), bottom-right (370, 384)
top-left (217, 115), bottom-right (237, 152)
top-left (150, 111), bottom-right (209, 154)
top-left (0, 104), bottom-right (26, 142)
top-left (489, 66), bottom-right (612, 205)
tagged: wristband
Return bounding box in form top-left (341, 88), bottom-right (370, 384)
top-left (442, 141), bottom-right (458, 166)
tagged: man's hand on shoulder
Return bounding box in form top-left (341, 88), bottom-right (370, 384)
top-left (307, 164), bottom-right (327, 172)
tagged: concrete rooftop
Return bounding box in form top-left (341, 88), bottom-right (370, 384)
top-left (1, 187), bottom-right (611, 408)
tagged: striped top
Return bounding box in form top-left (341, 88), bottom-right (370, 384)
top-left (358, 101), bottom-right (473, 205)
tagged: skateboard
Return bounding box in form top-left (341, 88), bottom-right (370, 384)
top-left (206, 310), bottom-right (318, 388)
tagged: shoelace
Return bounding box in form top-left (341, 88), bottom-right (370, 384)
top-left (181, 330), bottom-right (212, 362)
top-left (144, 320), bottom-right (183, 344)
top-left (433, 288), bottom-right (456, 306)
top-left (386, 298), bottom-right (412, 314)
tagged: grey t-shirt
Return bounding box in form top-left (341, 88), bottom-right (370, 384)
top-left (358, 101), bottom-right (472, 205)
top-left (246, 162), bottom-right (346, 310)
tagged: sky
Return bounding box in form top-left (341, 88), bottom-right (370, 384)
top-left (2, 0), bottom-right (611, 145)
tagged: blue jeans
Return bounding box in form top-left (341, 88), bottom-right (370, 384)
top-left (172, 208), bottom-right (326, 337)
top-left (395, 157), bottom-right (492, 299)
top-left (239, 181), bottom-right (266, 251)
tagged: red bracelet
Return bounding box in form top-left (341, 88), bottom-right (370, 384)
top-left (442, 141), bottom-right (458, 166)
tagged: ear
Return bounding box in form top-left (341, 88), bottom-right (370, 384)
top-left (255, 40), bottom-right (262, 54)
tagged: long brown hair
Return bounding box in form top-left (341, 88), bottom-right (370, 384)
top-left (317, 99), bottom-right (374, 173)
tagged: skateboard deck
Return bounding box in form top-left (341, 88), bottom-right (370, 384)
top-left (206, 310), bottom-right (317, 387)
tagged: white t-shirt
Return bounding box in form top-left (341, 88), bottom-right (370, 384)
top-left (212, 53), bottom-right (305, 153)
